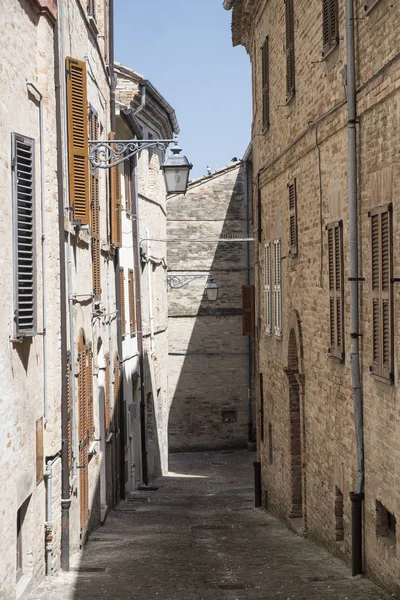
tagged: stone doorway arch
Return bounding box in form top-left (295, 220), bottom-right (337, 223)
top-left (285, 311), bottom-right (306, 527)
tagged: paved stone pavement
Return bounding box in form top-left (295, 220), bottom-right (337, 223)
top-left (28, 450), bottom-right (393, 600)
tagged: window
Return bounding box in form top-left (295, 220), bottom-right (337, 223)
top-left (274, 239), bottom-right (282, 337)
top-left (376, 500), bottom-right (396, 547)
top-left (110, 132), bottom-right (122, 247)
top-left (327, 221), bottom-right (344, 360)
top-left (124, 160), bottom-right (132, 214)
top-left (288, 179), bottom-right (298, 256)
top-left (370, 205), bottom-right (393, 381)
top-left (265, 243), bottom-right (272, 333)
top-left (12, 133), bottom-right (36, 338)
top-left (335, 486), bottom-right (344, 542)
top-left (66, 57), bottom-right (89, 225)
top-left (285, 0), bottom-right (295, 102)
top-left (242, 285), bottom-right (255, 336)
top-left (119, 267), bottom-right (126, 334)
top-left (259, 373), bottom-right (264, 442)
top-left (89, 106), bottom-right (101, 301)
top-left (128, 269), bottom-right (136, 335)
top-left (261, 37), bottom-right (270, 131)
top-left (323, 0), bottom-right (339, 56)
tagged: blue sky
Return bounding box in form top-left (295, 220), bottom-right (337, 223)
top-left (114, 0), bottom-right (251, 179)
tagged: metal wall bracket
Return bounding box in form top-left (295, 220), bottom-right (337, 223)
top-left (89, 139), bottom-right (175, 169)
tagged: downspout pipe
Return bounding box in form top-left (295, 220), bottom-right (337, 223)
top-left (56, 0), bottom-right (71, 572)
top-left (26, 82), bottom-right (48, 424)
top-left (243, 159), bottom-right (253, 443)
top-left (44, 454), bottom-right (61, 576)
top-left (345, 0), bottom-right (364, 576)
top-left (131, 155), bottom-right (148, 486)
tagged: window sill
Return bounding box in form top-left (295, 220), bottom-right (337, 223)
top-left (322, 42), bottom-right (339, 61)
top-left (286, 92), bottom-right (295, 106)
top-left (87, 14), bottom-right (99, 36)
top-left (370, 370), bottom-right (394, 385)
top-left (262, 125), bottom-right (270, 136)
top-left (328, 349), bottom-right (345, 363)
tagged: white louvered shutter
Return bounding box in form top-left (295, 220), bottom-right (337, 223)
top-left (274, 239), bottom-right (282, 337)
top-left (265, 243), bottom-right (272, 333)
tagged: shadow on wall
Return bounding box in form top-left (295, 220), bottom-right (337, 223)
top-left (143, 349), bottom-right (162, 480)
top-left (167, 164), bottom-right (253, 453)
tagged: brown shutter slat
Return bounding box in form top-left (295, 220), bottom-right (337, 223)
top-left (66, 57), bottom-right (89, 225)
top-left (67, 352), bottom-right (73, 471)
top-left (110, 132), bottom-right (122, 247)
top-left (261, 37), bottom-right (269, 130)
top-left (119, 267), bottom-right (126, 334)
top-left (87, 345), bottom-right (94, 442)
top-left (125, 161), bottom-right (132, 214)
top-left (105, 354), bottom-right (111, 436)
top-left (78, 332), bottom-right (89, 530)
top-left (285, 0), bottom-right (295, 101)
top-left (288, 179), bottom-right (297, 255)
top-left (327, 221), bottom-right (344, 359)
top-left (242, 285), bottom-right (255, 336)
top-left (128, 268), bottom-right (136, 334)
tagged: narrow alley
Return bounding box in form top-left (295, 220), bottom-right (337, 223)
top-left (28, 451), bottom-right (390, 600)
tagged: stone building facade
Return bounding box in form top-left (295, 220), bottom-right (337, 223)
top-left (115, 62), bottom-right (179, 483)
top-left (167, 162), bottom-right (254, 452)
top-left (226, 0), bottom-right (400, 593)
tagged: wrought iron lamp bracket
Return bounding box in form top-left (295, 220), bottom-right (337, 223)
top-left (88, 139), bottom-right (175, 169)
top-left (167, 273), bottom-right (209, 291)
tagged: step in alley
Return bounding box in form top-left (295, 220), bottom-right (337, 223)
top-left (27, 450), bottom-right (392, 600)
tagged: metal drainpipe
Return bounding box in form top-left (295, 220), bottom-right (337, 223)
top-left (25, 81), bottom-right (48, 424)
top-left (131, 155), bottom-right (149, 486)
top-left (146, 230), bottom-right (156, 357)
top-left (244, 159), bottom-right (253, 442)
top-left (55, 2), bottom-right (71, 572)
top-left (345, 0), bottom-right (364, 576)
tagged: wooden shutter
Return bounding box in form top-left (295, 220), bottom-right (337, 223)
top-left (125, 160), bottom-right (132, 214)
top-left (67, 352), bottom-right (73, 471)
top-left (119, 267), bottom-right (126, 334)
top-left (105, 354), bottom-right (111, 436)
top-left (87, 0), bottom-right (96, 18)
top-left (12, 133), bottom-right (36, 337)
top-left (66, 57), bottom-right (89, 225)
top-left (288, 179), bottom-right (298, 256)
top-left (265, 243), bottom-right (272, 333)
top-left (370, 206), bottom-right (393, 380)
top-left (78, 333), bottom-right (89, 530)
top-left (261, 37), bottom-right (270, 131)
top-left (110, 132), bottom-right (122, 247)
top-left (87, 344), bottom-right (94, 442)
top-left (128, 268), bottom-right (136, 334)
top-left (274, 239), bottom-right (282, 337)
top-left (323, 0), bottom-right (339, 55)
top-left (327, 221), bottom-right (344, 360)
top-left (257, 180), bottom-right (262, 243)
top-left (242, 285), bottom-right (255, 336)
top-left (89, 108), bottom-right (101, 301)
top-left (285, 0), bottom-right (295, 102)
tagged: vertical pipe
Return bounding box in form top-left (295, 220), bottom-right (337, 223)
top-left (44, 459), bottom-right (53, 576)
top-left (54, 6), bottom-right (71, 572)
top-left (146, 230), bottom-right (156, 357)
top-left (244, 159), bottom-right (253, 442)
top-left (345, 0), bottom-right (364, 575)
top-left (131, 155), bottom-right (148, 486)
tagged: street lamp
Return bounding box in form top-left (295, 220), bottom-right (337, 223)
top-left (205, 275), bottom-right (219, 301)
top-left (161, 146), bottom-right (193, 195)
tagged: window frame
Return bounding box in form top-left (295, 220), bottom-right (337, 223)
top-left (285, 0), bottom-right (295, 103)
top-left (327, 220), bottom-right (344, 361)
top-left (288, 179), bottom-right (298, 256)
top-left (322, 0), bottom-right (339, 57)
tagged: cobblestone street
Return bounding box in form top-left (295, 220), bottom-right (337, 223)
top-left (28, 451), bottom-right (391, 600)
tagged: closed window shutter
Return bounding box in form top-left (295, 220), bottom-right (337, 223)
top-left (66, 352), bottom-right (73, 471)
top-left (66, 57), bottom-right (90, 225)
top-left (285, 0), bottom-right (295, 102)
top-left (78, 332), bottom-right (89, 530)
top-left (113, 353), bottom-right (120, 431)
top-left (12, 133), bottom-right (36, 337)
top-left (128, 268), bottom-right (136, 334)
top-left (105, 354), bottom-right (111, 436)
top-left (87, 344), bottom-right (94, 442)
top-left (87, 0), bottom-right (96, 18)
top-left (265, 243), bottom-right (272, 333)
top-left (274, 239), bottom-right (282, 337)
top-left (125, 160), bottom-right (132, 214)
top-left (259, 373), bottom-right (264, 443)
top-left (242, 285), bottom-right (255, 336)
top-left (370, 206), bottom-right (393, 380)
top-left (89, 108), bottom-right (101, 301)
top-left (323, 0), bottom-right (339, 55)
top-left (119, 267), bottom-right (126, 334)
top-left (261, 37), bottom-right (270, 131)
top-left (288, 179), bottom-right (298, 256)
top-left (327, 221), bottom-right (344, 359)
top-left (110, 132), bottom-right (122, 247)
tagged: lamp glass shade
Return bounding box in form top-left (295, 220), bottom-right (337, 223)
top-left (205, 279), bottom-right (219, 301)
top-left (161, 147), bottom-right (193, 195)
